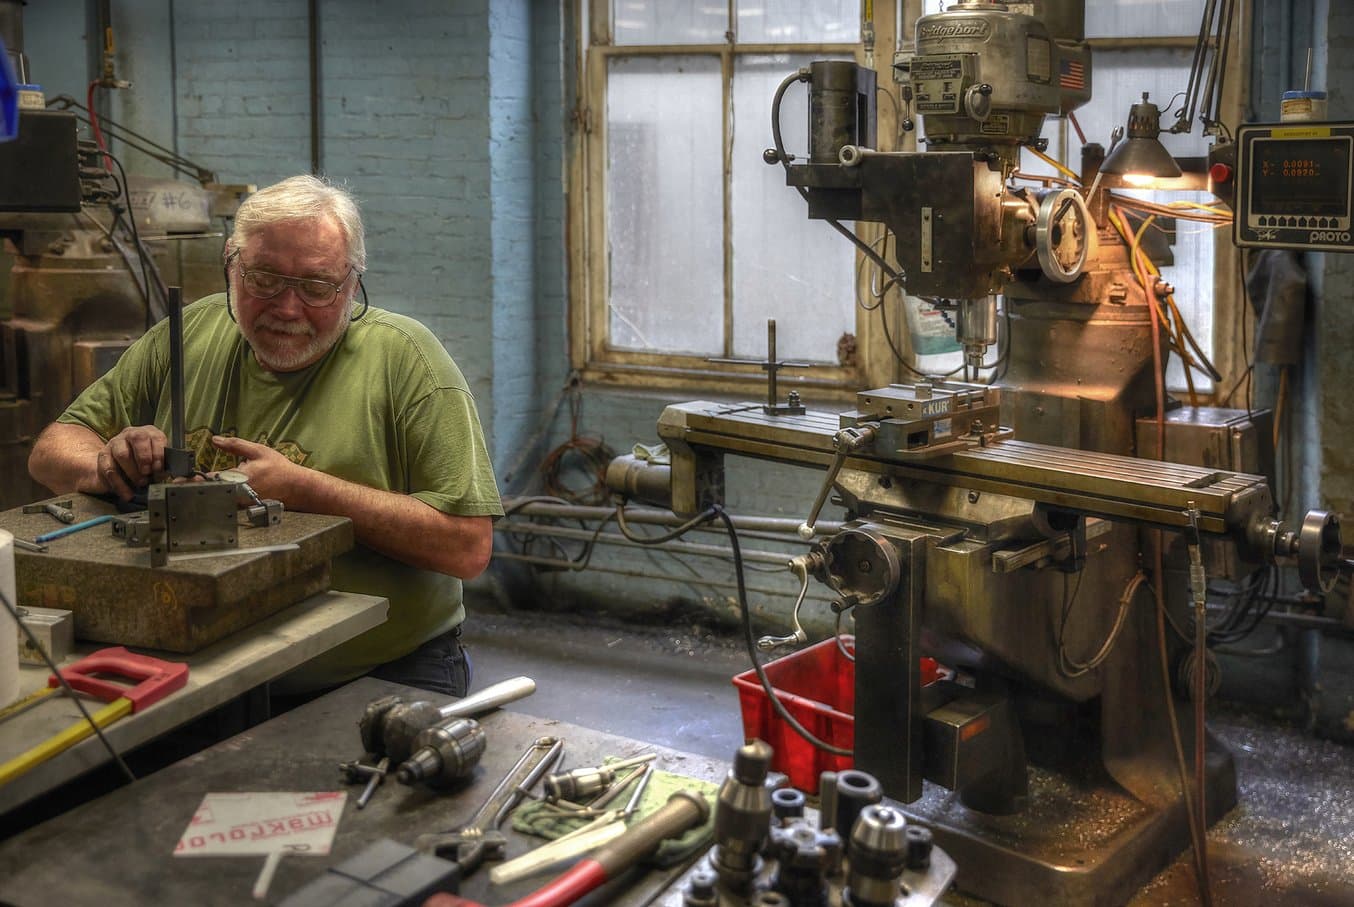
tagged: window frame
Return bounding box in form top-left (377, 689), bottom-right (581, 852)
top-left (567, 0), bottom-right (901, 398)
top-left (565, 1), bottom-right (1247, 404)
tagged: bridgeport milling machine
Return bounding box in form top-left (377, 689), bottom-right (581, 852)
top-left (617, 2), bottom-right (1349, 905)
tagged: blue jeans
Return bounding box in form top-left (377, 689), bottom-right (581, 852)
top-left (368, 627), bottom-right (473, 697)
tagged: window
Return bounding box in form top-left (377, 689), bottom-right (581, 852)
top-left (571, 2), bottom-right (1243, 399)
top-left (570, 0), bottom-right (882, 393)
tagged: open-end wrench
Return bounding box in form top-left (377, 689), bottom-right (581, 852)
top-left (414, 735), bottom-right (564, 877)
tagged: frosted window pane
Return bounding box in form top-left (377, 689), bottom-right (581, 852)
top-left (1072, 49), bottom-right (1207, 159)
top-left (607, 56), bottom-right (724, 356)
top-left (736, 1), bottom-right (859, 44)
top-left (1086, 0), bottom-right (1202, 39)
top-left (613, 0), bottom-right (727, 46)
top-left (924, 1), bottom-right (1201, 39)
top-left (731, 54), bottom-right (855, 362)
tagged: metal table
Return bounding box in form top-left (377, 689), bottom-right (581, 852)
top-left (0, 590), bottom-right (388, 816)
top-left (0, 676), bottom-right (728, 906)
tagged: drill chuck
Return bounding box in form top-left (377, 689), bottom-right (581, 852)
top-left (395, 717), bottom-right (486, 787)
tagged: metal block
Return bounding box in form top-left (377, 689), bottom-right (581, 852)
top-left (245, 499), bottom-right (285, 529)
top-left (922, 685), bottom-right (1023, 798)
top-left (148, 482), bottom-right (238, 568)
top-left (1135, 405), bottom-right (1273, 479)
top-left (17, 606), bottom-right (74, 665)
top-left (110, 513), bottom-right (151, 547)
top-left (0, 110), bottom-right (81, 212)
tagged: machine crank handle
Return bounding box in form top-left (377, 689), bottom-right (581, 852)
top-left (758, 551), bottom-right (826, 650)
top-left (797, 424), bottom-right (878, 541)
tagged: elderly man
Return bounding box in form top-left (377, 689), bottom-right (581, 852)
top-left (28, 175), bottom-right (502, 697)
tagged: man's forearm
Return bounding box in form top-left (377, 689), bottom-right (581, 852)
top-left (285, 467), bottom-right (492, 579)
top-left (29, 423), bottom-right (105, 495)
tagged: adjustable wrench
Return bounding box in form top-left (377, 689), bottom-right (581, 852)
top-left (415, 735), bottom-right (564, 878)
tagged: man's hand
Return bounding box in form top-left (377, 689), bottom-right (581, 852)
top-left (209, 433), bottom-right (491, 579)
top-left (98, 425), bottom-right (169, 500)
top-left (210, 435), bottom-right (299, 503)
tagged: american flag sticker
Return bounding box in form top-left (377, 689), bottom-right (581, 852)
top-left (1060, 58), bottom-right (1086, 92)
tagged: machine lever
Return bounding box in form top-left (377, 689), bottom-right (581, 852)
top-left (798, 425), bottom-right (877, 540)
top-left (757, 552), bottom-right (823, 650)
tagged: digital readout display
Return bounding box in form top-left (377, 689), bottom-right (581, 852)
top-left (1250, 137), bottom-right (1352, 217)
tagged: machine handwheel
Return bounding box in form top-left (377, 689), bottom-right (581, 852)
top-left (1035, 188), bottom-right (1092, 284)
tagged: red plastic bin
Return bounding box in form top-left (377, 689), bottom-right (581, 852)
top-left (733, 636), bottom-right (940, 792)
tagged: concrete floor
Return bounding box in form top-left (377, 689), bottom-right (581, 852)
top-left (463, 607), bottom-right (1354, 907)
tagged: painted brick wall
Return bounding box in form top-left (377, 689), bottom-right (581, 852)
top-left (318, 1), bottom-right (495, 408)
top-left (163, 0), bottom-right (502, 448)
top-left (172, 1), bottom-right (312, 186)
top-left (488, 0), bottom-right (538, 474)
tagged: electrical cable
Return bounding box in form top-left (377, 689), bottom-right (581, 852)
top-left (85, 81), bottom-right (109, 156)
top-left (835, 612), bottom-right (855, 663)
top-left (0, 587), bottom-right (137, 784)
top-left (99, 149), bottom-right (164, 329)
top-left (1185, 519), bottom-right (1214, 905)
top-left (712, 505), bottom-right (852, 757)
top-left (47, 95), bottom-right (216, 183)
top-left (614, 505), bottom-right (717, 546)
top-left (1057, 569), bottom-right (1145, 677)
top-left (1154, 552), bottom-right (1210, 903)
top-left (769, 69), bottom-right (902, 283)
top-left (537, 390), bottom-right (614, 507)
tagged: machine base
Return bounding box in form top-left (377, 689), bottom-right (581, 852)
top-left (900, 747), bottom-right (1237, 906)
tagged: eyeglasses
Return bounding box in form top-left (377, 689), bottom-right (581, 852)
top-left (237, 263), bottom-right (355, 307)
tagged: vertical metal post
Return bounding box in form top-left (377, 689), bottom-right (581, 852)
top-left (766, 319), bottom-right (779, 409)
top-left (163, 285), bottom-right (194, 478)
top-left (854, 530), bottom-right (926, 803)
top-left (168, 285), bottom-right (185, 450)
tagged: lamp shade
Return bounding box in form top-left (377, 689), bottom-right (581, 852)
top-left (1102, 93), bottom-right (1182, 181)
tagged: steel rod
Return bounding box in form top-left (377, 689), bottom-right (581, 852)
top-left (501, 499), bottom-right (843, 537)
top-left (168, 285), bottom-right (185, 450)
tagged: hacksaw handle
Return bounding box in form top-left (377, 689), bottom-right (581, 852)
top-left (49, 646), bottom-right (189, 712)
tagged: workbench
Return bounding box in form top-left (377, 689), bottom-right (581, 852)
top-left (0, 677), bottom-right (728, 906)
top-left (0, 590), bottom-right (388, 817)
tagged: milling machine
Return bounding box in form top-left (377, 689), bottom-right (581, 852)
top-left (0, 0), bottom-right (248, 510)
top-left (623, 2), bottom-right (1349, 904)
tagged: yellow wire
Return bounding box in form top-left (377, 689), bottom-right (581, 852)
top-left (1166, 200), bottom-right (1233, 217)
top-left (1029, 146), bottom-right (1081, 182)
top-left (1127, 213), bottom-right (1199, 402)
top-left (1113, 206), bottom-right (1216, 398)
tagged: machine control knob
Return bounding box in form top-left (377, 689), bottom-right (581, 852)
top-left (1209, 162), bottom-right (1233, 184)
top-left (964, 83), bottom-right (994, 121)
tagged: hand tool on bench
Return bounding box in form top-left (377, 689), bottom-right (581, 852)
top-left (23, 500), bottom-right (75, 524)
top-left (0, 646), bottom-right (189, 785)
top-left (359, 675), bottom-right (536, 764)
top-left (489, 764), bottom-right (656, 885)
top-left (35, 514), bottom-right (117, 545)
top-left (426, 790), bottom-right (711, 907)
top-left (415, 735), bottom-right (564, 878)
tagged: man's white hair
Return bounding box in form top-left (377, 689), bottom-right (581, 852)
top-left (226, 174), bottom-right (366, 271)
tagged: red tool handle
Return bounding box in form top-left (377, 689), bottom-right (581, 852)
top-left (48, 646), bottom-right (190, 712)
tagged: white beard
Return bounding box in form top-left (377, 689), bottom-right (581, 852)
top-left (235, 303), bottom-right (348, 371)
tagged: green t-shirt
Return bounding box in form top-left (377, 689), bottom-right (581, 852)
top-left (59, 293), bottom-right (503, 691)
